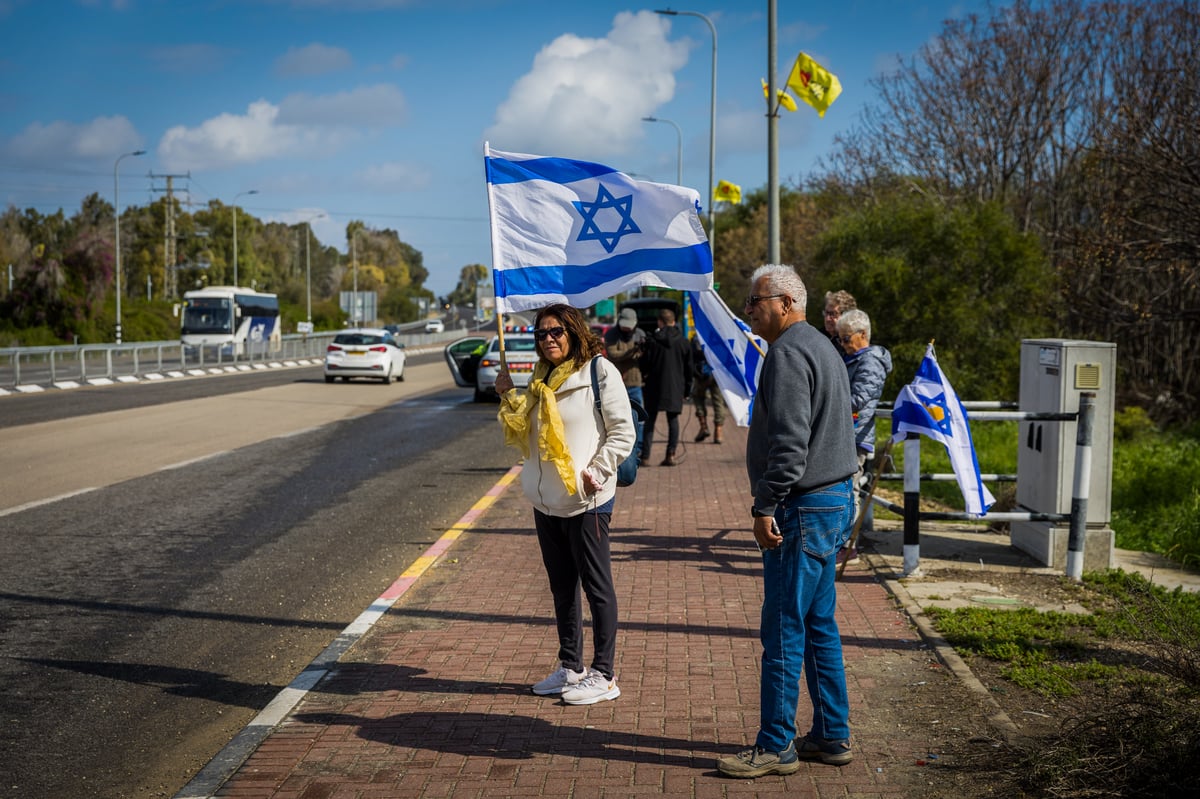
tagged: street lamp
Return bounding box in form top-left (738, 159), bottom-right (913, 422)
top-left (113, 149), bottom-right (146, 345)
top-left (231, 189), bottom-right (258, 288)
top-left (350, 228), bottom-right (362, 326)
top-left (301, 212), bottom-right (326, 323)
top-left (642, 116), bottom-right (683, 185)
top-left (655, 8), bottom-right (716, 254)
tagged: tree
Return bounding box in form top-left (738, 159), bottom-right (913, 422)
top-left (448, 264), bottom-right (489, 308)
top-left (812, 193), bottom-right (1051, 401)
top-left (823, 0), bottom-right (1200, 420)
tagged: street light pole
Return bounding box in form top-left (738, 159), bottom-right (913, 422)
top-left (351, 230), bottom-right (360, 326)
top-left (113, 149), bottom-right (146, 345)
top-left (656, 8), bottom-right (716, 257)
top-left (301, 213), bottom-right (325, 323)
top-left (642, 116), bottom-right (683, 184)
top-left (231, 189), bottom-right (258, 288)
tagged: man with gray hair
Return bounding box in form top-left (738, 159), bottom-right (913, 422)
top-left (717, 264), bottom-right (858, 778)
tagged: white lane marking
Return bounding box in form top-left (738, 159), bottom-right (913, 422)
top-left (0, 487), bottom-right (98, 518)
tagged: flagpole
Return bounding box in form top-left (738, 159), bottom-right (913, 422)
top-left (767, 0), bottom-right (780, 264)
top-left (483, 141), bottom-right (508, 371)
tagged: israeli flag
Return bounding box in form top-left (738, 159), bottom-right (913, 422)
top-left (891, 343), bottom-right (996, 516)
top-left (485, 145), bottom-right (713, 313)
top-left (687, 289), bottom-right (764, 427)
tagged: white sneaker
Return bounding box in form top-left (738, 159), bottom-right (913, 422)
top-left (561, 668), bottom-right (620, 705)
top-left (531, 664), bottom-right (586, 696)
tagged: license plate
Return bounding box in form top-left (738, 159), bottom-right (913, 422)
top-left (510, 363), bottom-right (533, 373)
top-left (347, 349), bottom-right (366, 356)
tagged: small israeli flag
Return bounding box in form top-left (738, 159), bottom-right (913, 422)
top-left (687, 289), bottom-right (764, 427)
top-left (485, 145), bottom-right (713, 313)
top-left (892, 343), bottom-right (995, 516)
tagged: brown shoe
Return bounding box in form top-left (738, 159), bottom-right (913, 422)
top-left (660, 452), bottom-right (678, 467)
top-left (713, 424), bottom-right (723, 444)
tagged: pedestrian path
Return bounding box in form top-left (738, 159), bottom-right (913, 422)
top-left (192, 421), bottom-right (997, 798)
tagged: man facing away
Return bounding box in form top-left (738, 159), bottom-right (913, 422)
top-left (717, 264), bottom-right (859, 778)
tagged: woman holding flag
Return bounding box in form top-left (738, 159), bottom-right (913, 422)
top-left (494, 303), bottom-right (635, 705)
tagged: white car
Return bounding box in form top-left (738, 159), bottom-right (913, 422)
top-left (424, 319), bottom-right (445, 334)
top-left (324, 328), bottom-right (406, 383)
top-left (444, 333), bottom-right (540, 402)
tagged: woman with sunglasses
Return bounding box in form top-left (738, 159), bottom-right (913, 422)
top-left (495, 303), bottom-right (636, 705)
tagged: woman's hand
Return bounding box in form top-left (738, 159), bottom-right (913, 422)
top-left (581, 468), bottom-right (602, 496)
top-left (494, 368), bottom-right (514, 394)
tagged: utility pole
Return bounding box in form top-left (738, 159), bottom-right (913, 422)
top-left (150, 171), bottom-right (190, 298)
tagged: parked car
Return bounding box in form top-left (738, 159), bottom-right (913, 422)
top-left (444, 332), bottom-right (539, 402)
top-left (324, 328), bottom-right (406, 383)
top-left (424, 319), bottom-right (445, 334)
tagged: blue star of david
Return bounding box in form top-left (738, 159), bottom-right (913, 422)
top-left (572, 184), bottom-right (640, 254)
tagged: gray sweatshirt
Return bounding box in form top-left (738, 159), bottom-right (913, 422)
top-left (746, 321), bottom-right (858, 517)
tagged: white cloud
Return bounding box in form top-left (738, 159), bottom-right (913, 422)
top-left (157, 85), bottom-right (407, 171)
top-left (485, 10), bottom-right (689, 160)
top-left (278, 84), bottom-right (406, 127)
top-left (3, 115), bottom-right (142, 163)
top-left (274, 42), bottom-right (353, 77)
top-left (354, 161), bottom-right (432, 193)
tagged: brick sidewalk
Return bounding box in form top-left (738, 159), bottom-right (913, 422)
top-left (213, 419), bottom-right (974, 798)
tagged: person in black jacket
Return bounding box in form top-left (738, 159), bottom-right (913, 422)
top-left (640, 308), bottom-right (690, 466)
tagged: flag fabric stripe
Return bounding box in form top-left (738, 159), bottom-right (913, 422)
top-left (891, 344), bottom-right (996, 516)
top-left (486, 145), bottom-right (712, 313)
top-left (486, 154), bottom-right (618, 186)
top-left (687, 289), bottom-right (764, 427)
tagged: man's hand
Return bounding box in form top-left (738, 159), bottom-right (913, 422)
top-left (753, 515), bottom-right (782, 550)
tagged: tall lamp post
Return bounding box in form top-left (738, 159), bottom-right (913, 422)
top-left (231, 189), bottom-right (258, 288)
top-left (642, 116), bottom-right (683, 184)
top-left (656, 8), bottom-right (716, 255)
top-left (113, 149), bottom-right (146, 345)
top-left (301, 212), bottom-right (325, 324)
top-left (350, 228), bottom-right (362, 326)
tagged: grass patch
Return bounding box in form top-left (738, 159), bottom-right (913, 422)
top-left (928, 569), bottom-right (1200, 797)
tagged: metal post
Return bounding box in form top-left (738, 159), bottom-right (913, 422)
top-left (641, 116), bottom-right (683, 184)
top-left (655, 8), bottom-right (716, 257)
top-left (766, 0), bottom-right (779, 264)
top-left (903, 433), bottom-right (922, 576)
top-left (113, 149), bottom-right (146, 345)
top-left (1065, 392), bottom-right (1096, 581)
top-left (232, 189), bottom-right (258, 288)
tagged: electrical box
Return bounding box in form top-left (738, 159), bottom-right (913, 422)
top-left (1011, 339), bottom-right (1116, 570)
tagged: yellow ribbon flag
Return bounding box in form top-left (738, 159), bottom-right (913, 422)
top-left (714, 180), bottom-right (742, 205)
top-left (761, 78), bottom-right (798, 112)
top-left (787, 52), bottom-right (842, 117)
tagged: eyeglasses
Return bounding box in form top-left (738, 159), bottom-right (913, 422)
top-left (743, 293), bottom-right (786, 309)
top-left (839, 334), bottom-right (855, 343)
top-left (533, 326), bottom-right (567, 341)
top-left (823, 309), bottom-right (841, 318)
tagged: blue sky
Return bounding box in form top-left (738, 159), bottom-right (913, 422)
top-left (0, 0), bottom-right (992, 297)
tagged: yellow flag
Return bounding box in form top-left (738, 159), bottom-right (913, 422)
top-left (714, 180), bottom-right (742, 205)
top-left (761, 78), bottom-right (797, 112)
top-left (786, 52), bottom-right (842, 117)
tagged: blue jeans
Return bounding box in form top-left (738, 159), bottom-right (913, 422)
top-left (757, 477), bottom-right (854, 752)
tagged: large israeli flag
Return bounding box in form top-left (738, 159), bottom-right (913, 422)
top-left (891, 343), bottom-right (996, 516)
top-left (687, 289), bottom-right (764, 427)
top-left (485, 145), bottom-right (713, 313)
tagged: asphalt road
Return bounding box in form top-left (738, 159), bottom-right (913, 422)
top-left (0, 355), bottom-right (516, 798)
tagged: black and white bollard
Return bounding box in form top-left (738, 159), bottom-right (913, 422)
top-left (1065, 392), bottom-right (1096, 581)
top-left (903, 433), bottom-right (922, 576)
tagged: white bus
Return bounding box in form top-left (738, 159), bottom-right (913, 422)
top-left (177, 286), bottom-right (282, 356)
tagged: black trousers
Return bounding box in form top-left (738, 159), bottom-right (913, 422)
top-left (640, 409), bottom-right (680, 460)
top-left (533, 507), bottom-right (618, 679)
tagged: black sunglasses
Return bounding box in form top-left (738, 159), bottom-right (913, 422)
top-left (533, 326), bottom-right (567, 341)
top-left (743, 293), bottom-right (786, 308)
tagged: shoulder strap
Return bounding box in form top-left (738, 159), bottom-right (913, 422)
top-left (589, 355), bottom-right (604, 415)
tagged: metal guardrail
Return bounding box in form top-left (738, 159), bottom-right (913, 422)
top-left (0, 328), bottom-right (464, 390)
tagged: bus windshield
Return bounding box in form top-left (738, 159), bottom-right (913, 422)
top-left (181, 298), bottom-right (233, 334)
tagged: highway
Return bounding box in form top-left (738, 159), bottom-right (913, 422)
top-left (0, 352), bottom-right (518, 798)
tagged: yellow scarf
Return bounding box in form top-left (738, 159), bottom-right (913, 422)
top-left (498, 359), bottom-right (580, 494)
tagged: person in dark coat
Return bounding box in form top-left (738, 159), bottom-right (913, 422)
top-left (640, 308), bottom-right (690, 466)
